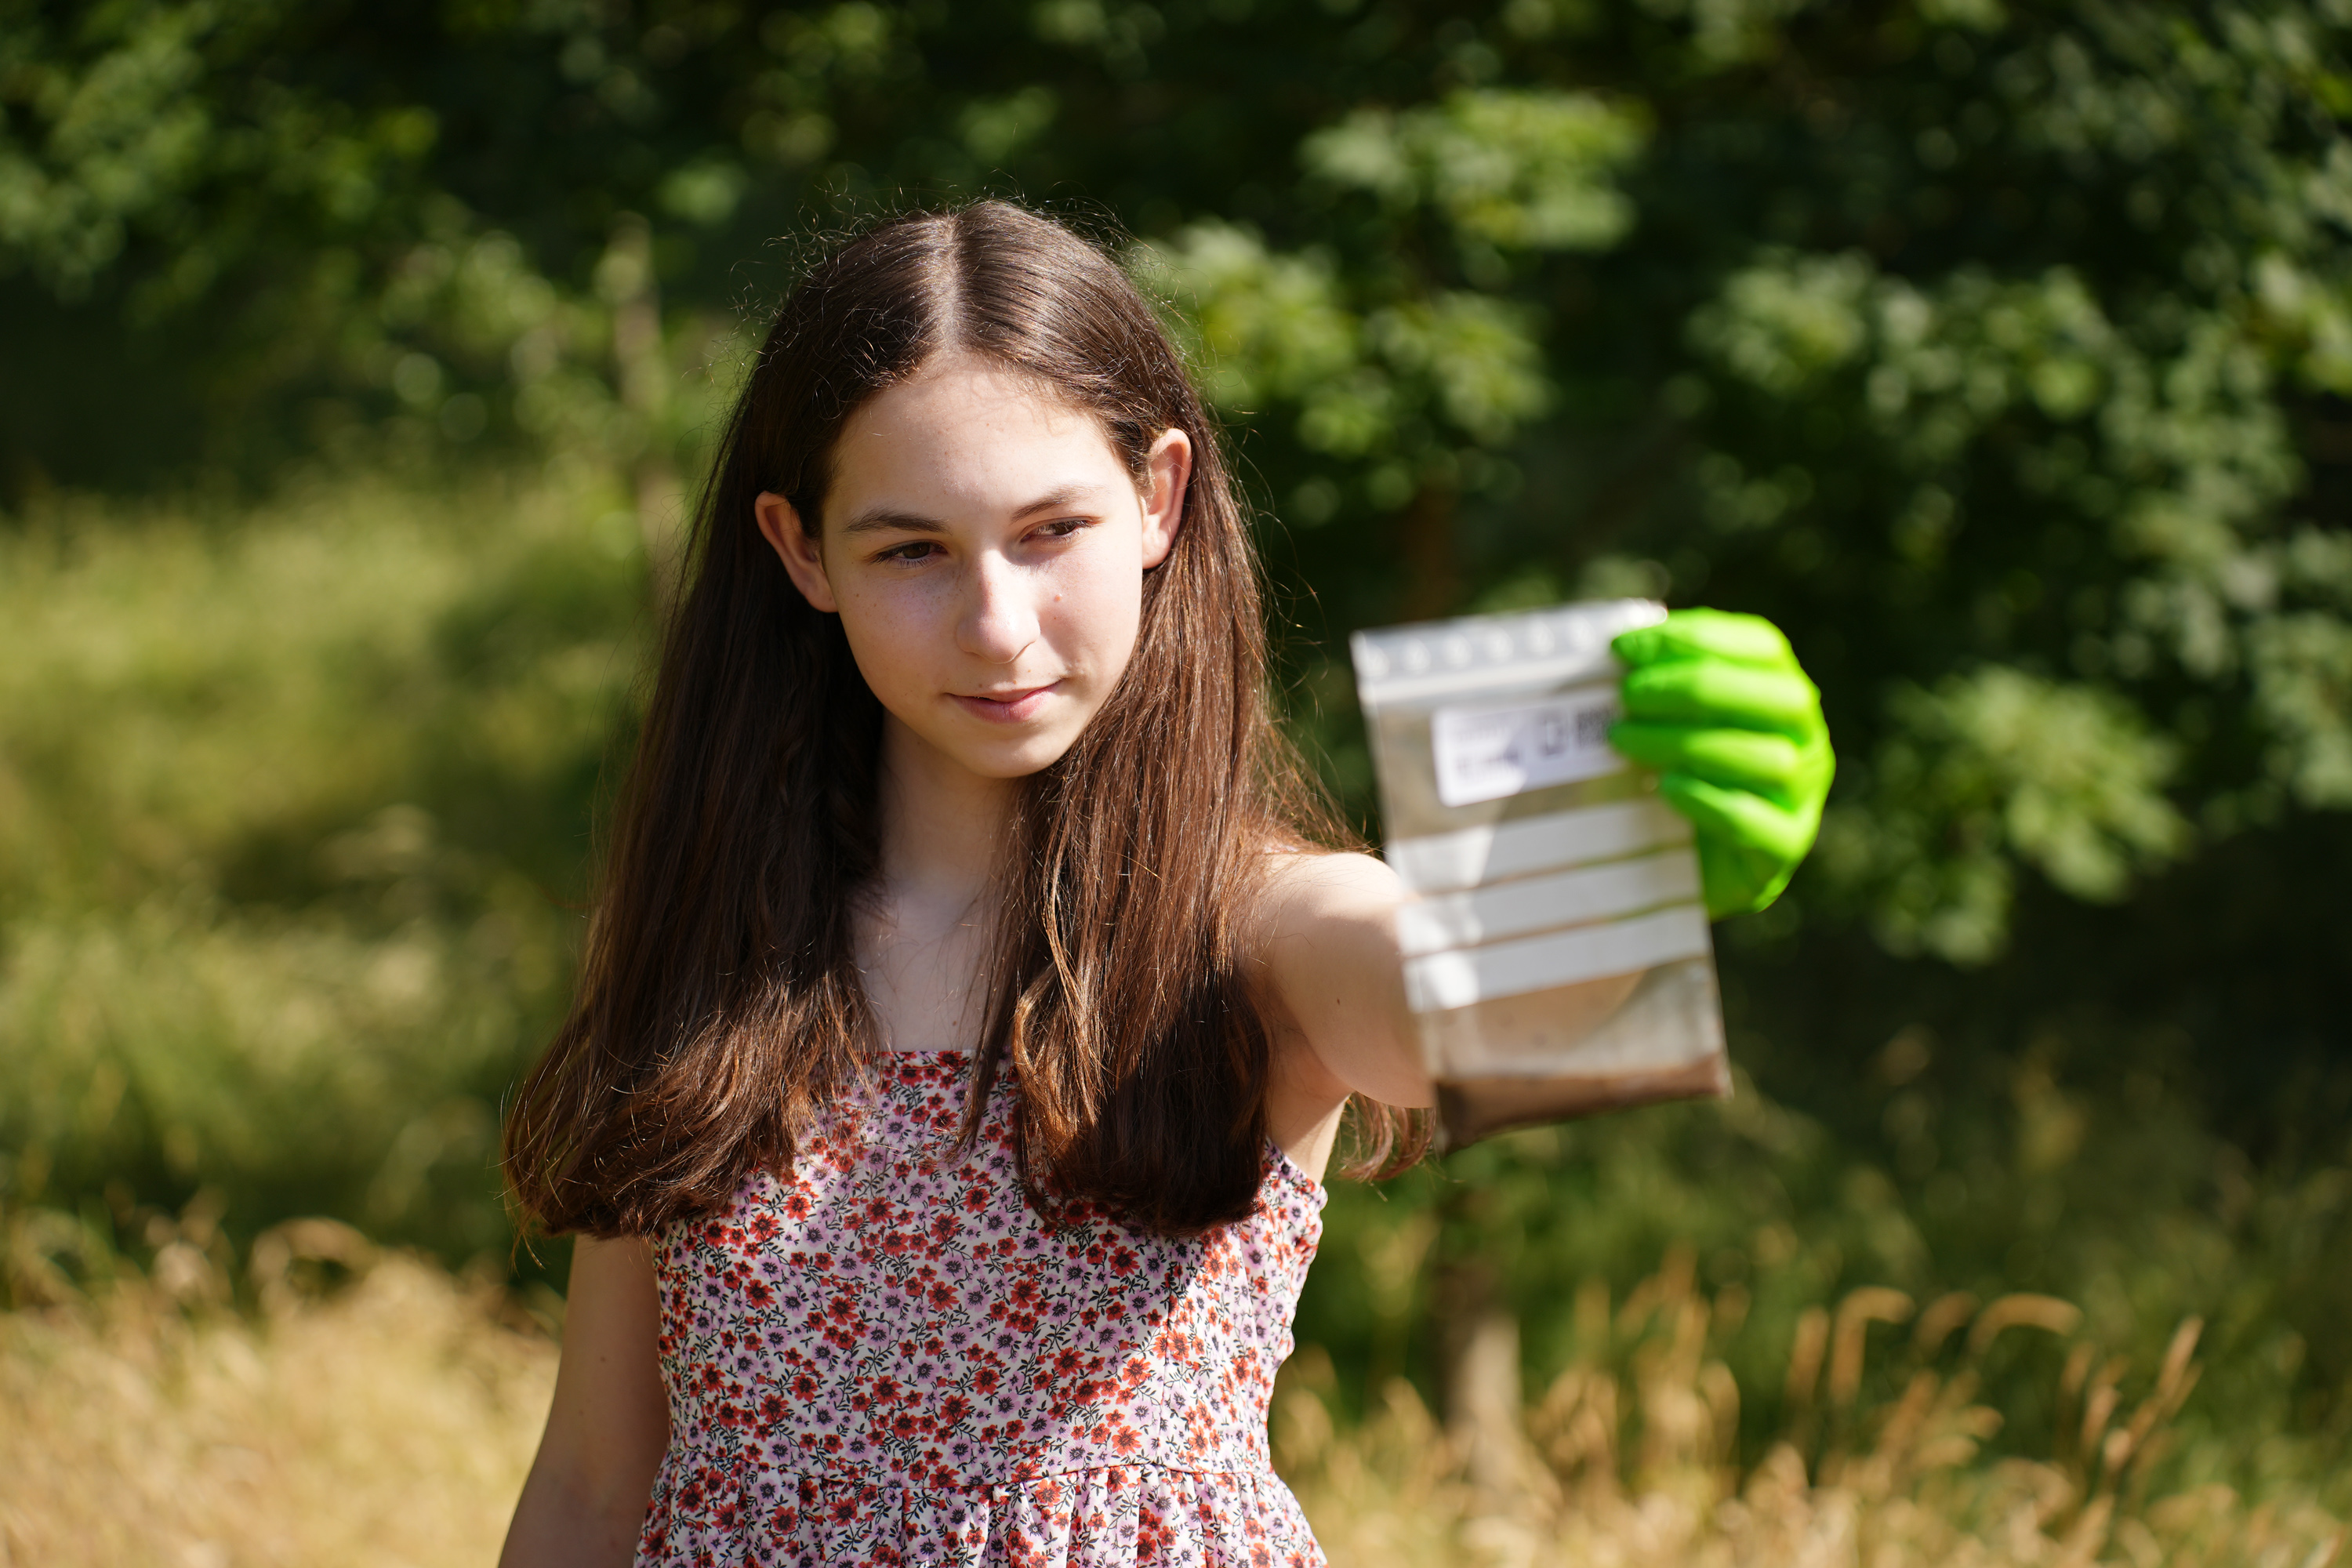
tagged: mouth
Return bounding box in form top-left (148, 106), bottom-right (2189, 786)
top-left (951, 681), bottom-right (1060, 724)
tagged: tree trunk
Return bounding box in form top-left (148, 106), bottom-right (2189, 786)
top-left (1435, 1235), bottom-right (1529, 1500)
top-left (1395, 481), bottom-right (1459, 623)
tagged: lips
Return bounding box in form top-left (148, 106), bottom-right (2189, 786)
top-left (951, 681), bottom-right (1059, 724)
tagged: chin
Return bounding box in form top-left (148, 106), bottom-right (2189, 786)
top-left (964, 739), bottom-right (1079, 780)
top-left (888, 704), bottom-right (1091, 782)
top-left (965, 717), bottom-right (1091, 775)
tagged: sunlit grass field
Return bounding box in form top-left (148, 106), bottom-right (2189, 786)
top-left (2, 1232), bottom-right (2341, 1566)
top-left (0, 465), bottom-right (2346, 1561)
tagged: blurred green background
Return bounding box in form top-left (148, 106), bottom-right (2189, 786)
top-left (3, 0), bottom-right (2349, 1510)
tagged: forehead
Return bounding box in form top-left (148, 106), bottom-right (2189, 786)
top-left (829, 353), bottom-right (1131, 518)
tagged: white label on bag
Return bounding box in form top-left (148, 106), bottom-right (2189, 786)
top-left (1430, 682), bottom-right (1625, 808)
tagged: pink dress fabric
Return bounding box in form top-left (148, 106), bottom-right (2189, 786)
top-left (634, 1050), bottom-right (1330, 1568)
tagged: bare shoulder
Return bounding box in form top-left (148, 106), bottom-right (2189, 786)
top-left (1245, 846), bottom-right (1405, 949)
top-left (1265, 846), bottom-right (1399, 890)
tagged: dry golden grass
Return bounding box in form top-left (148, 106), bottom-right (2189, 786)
top-left (0, 1220), bottom-right (554, 1567)
top-left (1277, 1264), bottom-right (2349, 1568)
top-left (1, 1225), bottom-right (2342, 1568)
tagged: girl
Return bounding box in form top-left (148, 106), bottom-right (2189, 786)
top-left (499, 201), bottom-right (1830, 1568)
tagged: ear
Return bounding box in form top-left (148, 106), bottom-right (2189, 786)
top-left (754, 492), bottom-right (839, 614)
top-left (1138, 428), bottom-right (1192, 571)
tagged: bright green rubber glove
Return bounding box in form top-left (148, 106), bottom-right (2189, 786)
top-left (1608, 608), bottom-right (1835, 919)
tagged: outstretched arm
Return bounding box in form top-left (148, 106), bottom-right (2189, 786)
top-left (1247, 608), bottom-right (1831, 1171)
top-left (500, 1234), bottom-right (671, 1568)
top-left (1247, 851), bottom-right (1433, 1174)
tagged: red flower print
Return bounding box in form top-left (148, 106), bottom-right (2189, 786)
top-left (633, 1053), bottom-right (1330, 1566)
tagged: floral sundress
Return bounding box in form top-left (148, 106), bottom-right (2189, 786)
top-left (635, 1050), bottom-right (1330, 1567)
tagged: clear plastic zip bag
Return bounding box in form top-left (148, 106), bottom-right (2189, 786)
top-left (1351, 599), bottom-right (1730, 1149)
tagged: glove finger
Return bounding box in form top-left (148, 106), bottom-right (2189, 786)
top-left (1658, 774), bottom-right (1819, 863)
top-left (1613, 608), bottom-right (1795, 670)
top-left (1610, 723), bottom-right (1804, 797)
top-left (1621, 659), bottom-right (1821, 734)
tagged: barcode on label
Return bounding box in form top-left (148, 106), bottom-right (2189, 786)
top-left (1430, 683), bottom-right (1624, 808)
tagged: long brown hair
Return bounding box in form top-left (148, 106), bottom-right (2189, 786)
top-left (503, 201), bottom-right (1425, 1240)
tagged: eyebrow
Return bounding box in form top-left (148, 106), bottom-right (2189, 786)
top-left (837, 484), bottom-right (1100, 536)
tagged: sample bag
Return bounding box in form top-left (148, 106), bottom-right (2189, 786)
top-left (1352, 598), bottom-right (1730, 1149)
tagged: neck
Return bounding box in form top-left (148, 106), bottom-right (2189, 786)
top-left (872, 716), bottom-right (1018, 937)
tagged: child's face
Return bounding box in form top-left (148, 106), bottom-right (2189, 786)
top-left (756, 351), bottom-right (1191, 784)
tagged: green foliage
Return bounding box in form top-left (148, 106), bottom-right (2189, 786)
top-left (1301, 88), bottom-right (1646, 258)
top-left (1817, 668), bottom-right (2189, 960)
top-left (0, 470), bottom-right (646, 1261)
top-left (0, 2), bottom-right (434, 297)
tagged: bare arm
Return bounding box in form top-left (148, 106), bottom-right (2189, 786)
top-left (1246, 851), bottom-right (1433, 1174)
top-left (500, 1234), bottom-right (671, 1568)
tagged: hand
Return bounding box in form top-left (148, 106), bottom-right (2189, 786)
top-left (1608, 608), bottom-right (1834, 920)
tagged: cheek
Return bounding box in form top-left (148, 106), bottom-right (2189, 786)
top-left (1049, 546), bottom-right (1146, 675)
top-left (833, 582), bottom-right (948, 699)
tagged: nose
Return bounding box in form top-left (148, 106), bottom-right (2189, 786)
top-left (956, 549), bottom-right (1040, 666)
